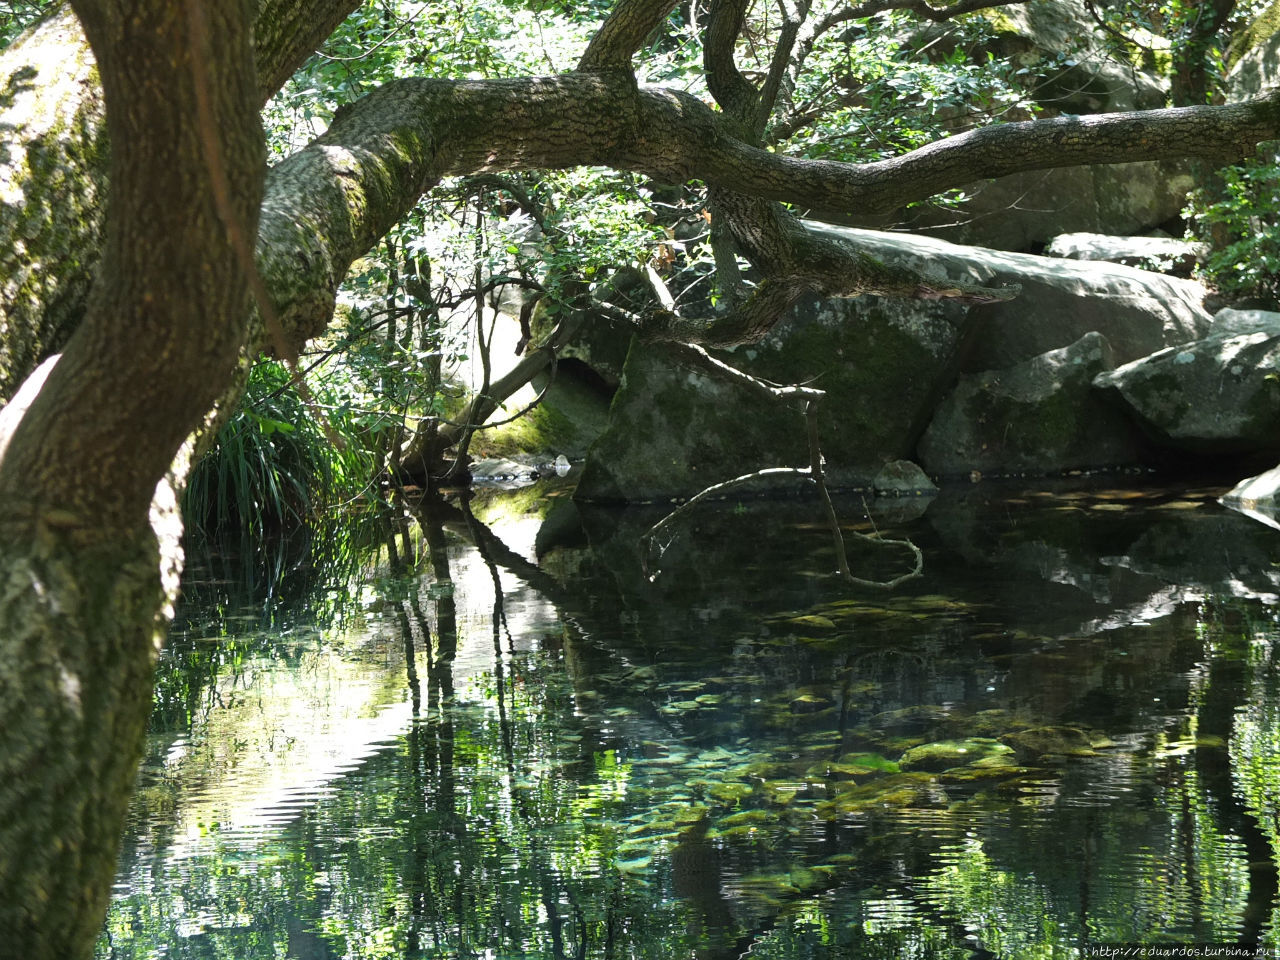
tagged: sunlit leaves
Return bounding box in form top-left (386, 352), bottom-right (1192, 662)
top-left (1188, 157), bottom-right (1280, 303)
top-left (769, 12), bottom-right (1036, 164)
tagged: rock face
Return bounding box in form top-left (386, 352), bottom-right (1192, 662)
top-left (1045, 233), bottom-right (1206, 276)
top-left (919, 332), bottom-right (1143, 477)
top-left (575, 293), bottom-right (966, 502)
top-left (1228, 3), bottom-right (1280, 100)
top-left (1209, 308), bottom-right (1280, 338)
top-left (576, 227), bottom-right (1212, 501)
top-left (803, 225), bottom-right (1211, 371)
top-left (980, 0), bottom-right (1167, 113)
top-left (1093, 331), bottom-right (1280, 456)
top-left (871, 163), bottom-right (1193, 254)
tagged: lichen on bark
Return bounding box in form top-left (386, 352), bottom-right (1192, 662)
top-left (0, 8), bottom-right (106, 402)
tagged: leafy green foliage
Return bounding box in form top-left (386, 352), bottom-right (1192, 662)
top-left (769, 13), bottom-right (1036, 163)
top-left (185, 361), bottom-right (376, 538)
top-left (1188, 156), bottom-right (1280, 304)
top-left (0, 0), bottom-right (51, 49)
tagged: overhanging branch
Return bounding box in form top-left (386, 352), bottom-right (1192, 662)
top-left (578, 0), bottom-right (680, 70)
top-left (265, 64), bottom-right (1280, 356)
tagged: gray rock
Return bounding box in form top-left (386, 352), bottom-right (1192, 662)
top-left (1209, 307), bottom-right (1280, 339)
top-left (842, 161), bottom-right (1193, 254)
top-left (803, 224), bottom-right (1212, 370)
top-left (1228, 8), bottom-right (1280, 101)
top-left (873, 460), bottom-right (937, 496)
top-left (577, 227), bottom-right (1212, 502)
top-left (919, 332), bottom-right (1141, 476)
top-left (980, 0), bottom-right (1167, 112)
top-left (1093, 332), bottom-right (1280, 455)
top-left (1045, 233), bottom-right (1206, 276)
top-left (575, 295), bottom-right (962, 502)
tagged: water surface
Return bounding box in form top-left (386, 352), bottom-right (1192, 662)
top-left (97, 481), bottom-right (1280, 958)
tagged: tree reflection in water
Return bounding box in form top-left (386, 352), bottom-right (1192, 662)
top-left (99, 482), bottom-right (1280, 958)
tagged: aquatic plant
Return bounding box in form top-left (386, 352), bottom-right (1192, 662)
top-left (184, 360), bottom-right (376, 538)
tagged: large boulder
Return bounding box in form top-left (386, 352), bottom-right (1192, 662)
top-left (577, 227), bottom-right (1211, 502)
top-left (862, 163), bottom-right (1193, 254)
top-left (804, 225), bottom-right (1212, 370)
top-left (977, 0), bottom-right (1166, 113)
top-left (1228, 1), bottom-right (1280, 100)
top-left (1209, 307), bottom-right (1280, 338)
top-left (1093, 331), bottom-right (1280, 456)
top-left (918, 332), bottom-right (1143, 477)
top-left (824, 0), bottom-right (1187, 251)
top-left (574, 293), bottom-right (966, 502)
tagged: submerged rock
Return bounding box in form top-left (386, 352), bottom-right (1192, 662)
top-left (898, 738), bottom-right (1015, 773)
top-left (999, 726), bottom-right (1098, 763)
top-left (919, 332), bottom-right (1143, 477)
top-left (873, 460), bottom-right (938, 496)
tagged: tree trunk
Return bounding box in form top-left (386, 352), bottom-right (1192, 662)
top-left (0, 0), bottom-right (359, 403)
top-left (0, 0), bottom-right (263, 955)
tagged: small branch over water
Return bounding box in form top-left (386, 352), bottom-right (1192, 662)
top-left (640, 364), bottom-right (923, 590)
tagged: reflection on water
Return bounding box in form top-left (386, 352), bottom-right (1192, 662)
top-left (97, 482), bottom-right (1280, 958)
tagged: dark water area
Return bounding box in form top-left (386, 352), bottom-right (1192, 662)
top-left (96, 479), bottom-right (1280, 959)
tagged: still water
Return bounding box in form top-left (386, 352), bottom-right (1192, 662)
top-left (96, 481), bottom-right (1280, 958)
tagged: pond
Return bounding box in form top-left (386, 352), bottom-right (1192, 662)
top-left (95, 479), bottom-right (1280, 958)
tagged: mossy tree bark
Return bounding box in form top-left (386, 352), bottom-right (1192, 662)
top-left (0, 0), bottom-right (359, 401)
top-left (0, 0), bottom-right (263, 956)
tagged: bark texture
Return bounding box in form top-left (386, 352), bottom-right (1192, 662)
top-left (0, 9), bottom-right (105, 401)
top-left (0, 0), bottom-right (358, 403)
top-left (0, 0), bottom-right (262, 956)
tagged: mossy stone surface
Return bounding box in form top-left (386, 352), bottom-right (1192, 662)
top-left (1093, 332), bottom-right (1280, 456)
top-left (898, 738), bottom-right (1015, 773)
top-left (575, 293), bottom-right (962, 502)
top-left (919, 331), bottom-right (1142, 477)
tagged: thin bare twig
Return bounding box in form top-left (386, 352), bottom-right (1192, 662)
top-left (638, 365), bottom-right (923, 590)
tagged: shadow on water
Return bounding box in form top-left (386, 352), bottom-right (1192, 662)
top-left (96, 478), bottom-right (1280, 958)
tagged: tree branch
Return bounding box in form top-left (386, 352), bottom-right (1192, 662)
top-left (703, 0), bottom-right (760, 121)
top-left (12, 24), bottom-right (1280, 406)
top-left (578, 0), bottom-right (680, 70)
top-left (755, 0), bottom-right (808, 137)
top-left (807, 0), bottom-right (1028, 40)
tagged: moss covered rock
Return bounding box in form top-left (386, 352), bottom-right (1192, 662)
top-left (1093, 332), bottom-right (1280, 456)
top-left (919, 332), bottom-right (1143, 477)
top-left (999, 726), bottom-right (1099, 763)
top-left (574, 291), bottom-right (964, 502)
top-left (898, 738), bottom-right (1015, 773)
